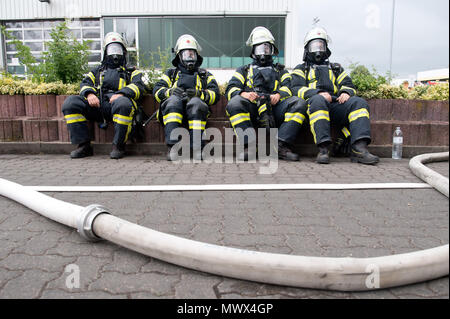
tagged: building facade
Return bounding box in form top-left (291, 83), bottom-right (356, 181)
top-left (1, 0), bottom-right (304, 81)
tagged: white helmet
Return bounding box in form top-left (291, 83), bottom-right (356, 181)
top-left (246, 26), bottom-right (279, 55)
top-left (104, 32), bottom-right (127, 50)
top-left (303, 27), bottom-right (331, 47)
top-left (173, 34), bottom-right (202, 55)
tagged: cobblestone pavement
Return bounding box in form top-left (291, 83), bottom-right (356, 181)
top-left (0, 154), bottom-right (448, 299)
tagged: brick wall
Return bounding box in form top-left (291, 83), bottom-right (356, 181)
top-left (0, 94), bottom-right (449, 148)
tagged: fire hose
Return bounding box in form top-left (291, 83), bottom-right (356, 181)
top-left (0, 152), bottom-right (448, 291)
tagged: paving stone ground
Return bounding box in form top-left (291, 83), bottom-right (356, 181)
top-left (0, 154), bottom-right (448, 299)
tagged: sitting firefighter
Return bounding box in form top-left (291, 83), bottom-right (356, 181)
top-left (62, 32), bottom-right (145, 159)
top-left (153, 34), bottom-right (220, 161)
top-left (291, 26), bottom-right (379, 165)
top-left (225, 26), bottom-right (307, 161)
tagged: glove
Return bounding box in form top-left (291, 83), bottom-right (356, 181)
top-left (186, 88), bottom-right (200, 98)
top-left (169, 87), bottom-right (185, 98)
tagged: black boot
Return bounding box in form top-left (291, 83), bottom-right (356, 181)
top-left (316, 143), bottom-right (330, 164)
top-left (351, 140), bottom-right (379, 165)
top-left (70, 142), bottom-right (93, 159)
top-left (110, 144), bottom-right (126, 159)
top-left (278, 141), bottom-right (300, 161)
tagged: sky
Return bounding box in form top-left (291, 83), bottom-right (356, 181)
top-left (296, 0), bottom-right (449, 79)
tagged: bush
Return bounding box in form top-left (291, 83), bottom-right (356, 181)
top-left (1, 21), bottom-right (90, 84)
top-left (0, 77), bottom-right (78, 95)
top-left (137, 47), bottom-right (172, 91)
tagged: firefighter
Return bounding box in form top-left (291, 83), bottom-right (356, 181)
top-left (62, 32), bottom-right (145, 159)
top-left (291, 27), bottom-right (379, 165)
top-left (225, 26), bottom-right (307, 161)
top-left (153, 34), bottom-right (220, 161)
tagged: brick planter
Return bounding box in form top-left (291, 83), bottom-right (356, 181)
top-left (23, 119), bottom-right (59, 142)
top-left (56, 95), bottom-right (70, 118)
top-left (0, 95), bottom-right (26, 118)
top-left (0, 119), bottom-right (24, 141)
top-left (24, 95), bottom-right (57, 118)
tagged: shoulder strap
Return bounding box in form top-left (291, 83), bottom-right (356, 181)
top-left (198, 68), bottom-right (208, 88)
top-left (330, 63), bottom-right (343, 79)
top-left (169, 67), bottom-right (179, 86)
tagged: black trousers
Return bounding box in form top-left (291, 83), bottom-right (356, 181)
top-left (225, 95), bottom-right (308, 145)
top-left (307, 94), bottom-right (371, 146)
top-left (62, 95), bottom-right (135, 146)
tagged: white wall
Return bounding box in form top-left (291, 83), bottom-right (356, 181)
top-left (0, 0), bottom-right (289, 19)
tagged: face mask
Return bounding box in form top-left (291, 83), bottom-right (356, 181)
top-left (180, 49), bottom-right (198, 71)
top-left (105, 43), bottom-right (125, 68)
top-left (306, 39), bottom-right (327, 64)
top-left (253, 43), bottom-right (274, 66)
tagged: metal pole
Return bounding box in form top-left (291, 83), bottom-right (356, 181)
top-left (389, 0), bottom-right (396, 80)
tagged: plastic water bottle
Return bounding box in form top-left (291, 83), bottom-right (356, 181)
top-left (392, 127), bottom-right (403, 159)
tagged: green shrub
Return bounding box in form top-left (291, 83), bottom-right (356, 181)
top-left (0, 77), bottom-right (78, 95)
top-left (1, 21), bottom-right (90, 84)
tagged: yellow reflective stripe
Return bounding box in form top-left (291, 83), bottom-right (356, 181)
top-left (258, 104), bottom-right (267, 114)
top-left (80, 86), bottom-right (97, 93)
top-left (163, 112), bottom-right (183, 125)
top-left (341, 86), bottom-right (356, 94)
top-left (233, 72), bottom-right (245, 85)
top-left (229, 113), bottom-right (251, 126)
top-left (64, 114), bottom-right (87, 124)
top-left (154, 87), bottom-right (165, 103)
top-left (348, 108), bottom-right (369, 123)
top-left (188, 120), bottom-right (207, 130)
top-left (285, 112), bottom-right (306, 124)
top-left (309, 110), bottom-right (330, 125)
top-left (127, 84), bottom-right (140, 99)
top-left (248, 67), bottom-right (254, 87)
top-left (298, 87), bottom-right (310, 99)
top-left (131, 70), bottom-right (143, 81)
top-left (118, 78), bottom-right (126, 90)
top-left (207, 75), bottom-right (214, 84)
top-left (329, 69), bottom-right (338, 94)
top-left (227, 87), bottom-right (241, 100)
top-left (207, 90), bottom-right (216, 105)
top-left (161, 74), bottom-right (172, 87)
top-left (342, 127), bottom-right (351, 138)
top-left (281, 73), bottom-right (291, 82)
top-left (337, 71), bottom-right (349, 84)
top-left (292, 69), bottom-right (306, 78)
top-left (87, 72), bottom-right (95, 84)
top-left (273, 80), bottom-right (279, 92)
top-left (279, 86), bottom-right (292, 96)
top-left (113, 114), bottom-right (133, 126)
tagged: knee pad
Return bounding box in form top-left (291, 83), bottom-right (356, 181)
top-left (226, 95), bottom-right (246, 114)
top-left (289, 98), bottom-right (308, 114)
top-left (111, 96), bottom-right (133, 115)
top-left (187, 100), bottom-right (209, 118)
top-left (62, 95), bottom-right (86, 115)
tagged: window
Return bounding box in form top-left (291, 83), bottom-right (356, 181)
top-left (4, 19), bottom-right (102, 77)
top-left (104, 16), bottom-right (285, 69)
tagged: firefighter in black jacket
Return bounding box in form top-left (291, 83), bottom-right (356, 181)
top-left (62, 32), bottom-right (145, 159)
top-left (153, 34), bottom-right (220, 161)
top-left (225, 27), bottom-right (307, 161)
top-left (291, 27), bottom-right (379, 165)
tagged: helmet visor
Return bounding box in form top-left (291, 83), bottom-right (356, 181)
top-left (307, 39), bottom-right (327, 53)
top-left (181, 49), bottom-right (197, 62)
top-left (106, 43), bottom-right (124, 56)
top-left (254, 43), bottom-right (274, 56)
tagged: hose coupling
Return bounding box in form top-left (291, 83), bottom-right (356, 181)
top-left (77, 204), bottom-right (111, 241)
